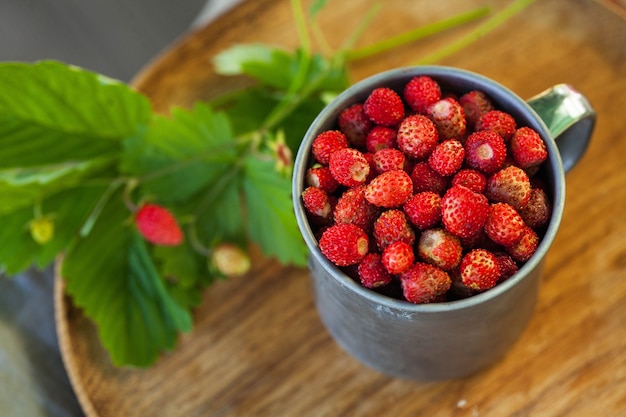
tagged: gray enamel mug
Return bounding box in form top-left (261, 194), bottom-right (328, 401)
top-left (292, 66), bottom-right (596, 381)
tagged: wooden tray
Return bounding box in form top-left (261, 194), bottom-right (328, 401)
top-left (55, 0), bottom-right (626, 415)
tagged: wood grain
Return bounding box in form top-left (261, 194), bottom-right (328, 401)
top-left (55, 0), bottom-right (626, 415)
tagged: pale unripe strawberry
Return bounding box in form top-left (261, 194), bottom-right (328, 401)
top-left (212, 243), bottom-right (251, 277)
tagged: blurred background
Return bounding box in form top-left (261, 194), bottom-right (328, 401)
top-left (0, 0), bottom-right (238, 415)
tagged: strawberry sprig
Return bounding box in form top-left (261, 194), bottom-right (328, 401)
top-left (0, 0), bottom-right (537, 367)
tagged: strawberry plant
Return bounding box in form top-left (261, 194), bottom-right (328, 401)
top-left (0, 0), bottom-right (537, 367)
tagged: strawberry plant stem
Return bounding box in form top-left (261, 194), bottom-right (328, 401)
top-left (345, 6), bottom-right (491, 61)
top-left (416, 0), bottom-right (537, 65)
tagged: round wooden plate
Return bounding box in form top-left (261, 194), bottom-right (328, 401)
top-left (55, 1), bottom-right (626, 416)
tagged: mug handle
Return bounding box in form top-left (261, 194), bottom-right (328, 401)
top-left (526, 84), bottom-right (596, 173)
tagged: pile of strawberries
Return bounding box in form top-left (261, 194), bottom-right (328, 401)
top-left (301, 75), bottom-right (551, 304)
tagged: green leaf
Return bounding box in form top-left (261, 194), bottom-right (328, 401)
top-left (242, 155), bottom-right (307, 266)
top-left (309, 0), bottom-right (329, 18)
top-left (62, 193), bottom-right (192, 367)
top-left (0, 184), bottom-right (108, 275)
top-left (120, 103), bottom-right (236, 202)
top-left (0, 61), bottom-right (151, 138)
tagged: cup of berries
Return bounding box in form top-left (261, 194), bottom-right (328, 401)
top-left (292, 66), bottom-right (595, 381)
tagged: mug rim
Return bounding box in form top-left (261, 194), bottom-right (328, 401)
top-left (292, 65), bottom-right (565, 313)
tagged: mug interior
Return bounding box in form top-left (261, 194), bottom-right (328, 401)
top-left (293, 65), bottom-right (565, 313)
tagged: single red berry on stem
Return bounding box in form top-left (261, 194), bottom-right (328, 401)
top-left (135, 203), bottom-right (184, 246)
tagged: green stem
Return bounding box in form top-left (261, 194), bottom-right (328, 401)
top-left (346, 6), bottom-right (490, 61)
top-left (416, 0), bottom-right (537, 65)
top-left (338, 2), bottom-right (384, 54)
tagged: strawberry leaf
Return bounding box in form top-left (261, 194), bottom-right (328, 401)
top-left (62, 192), bottom-right (192, 367)
top-left (120, 103), bottom-right (236, 203)
top-left (242, 155), bottom-right (307, 266)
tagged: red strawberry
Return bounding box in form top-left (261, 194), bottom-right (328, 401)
top-left (363, 87), bottom-right (405, 126)
top-left (373, 209), bottom-right (415, 250)
top-left (484, 202), bottom-right (526, 246)
top-left (135, 203), bottom-right (184, 246)
top-left (312, 130), bottom-right (348, 164)
top-left (365, 126), bottom-right (397, 152)
top-left (302, 186), bottom-right (333, 220)
top-left (486, 166), bottom-right (532, 211)
top-left (428, 139), bottom-right (465, 177)
top-left (506, 226), bottom-right (539, 262)
top-left (459, 249), bottom-right (501, 291)
top-left (397, 114), bottom-right (439, 159)
top-left (338, 103), bottom-right (372, 147)
top-left (518, 187), bottom-right (551, 228)
top-left (306, 165), bottom-right (340, 193)
top-left (319, 223), bottom-right (369, 266)
top-left (459, 90), bottom-right (494, 126)
top-left (372, 147), bottom-right (406, 173)
top-left (451, 168), bottom-right (487, 194)
top-left (364, 169), bottom-right (413, 208)
top-left (329, 147), bottom-right (370, 186)
top-left (426, 97), bottom-right (467, 140)
top-left (510, 127), bottom-right (548, 169)
top-left (410, 161), bottom-right (448, 195)
top-left (475, 110), bottom-right (517, 141)
top-left (358, 253), bottom-right (393, 288)
top-left (382, 241), bottom-right (415, 275)
top-left (441, 184), bottom-right (489, 238)
top-left (334, 185), bottom-right (379, 232)
top-left (417, 228), bottom-right (463, 271)
top-left (464, 130), bottom-right (507, 174)
top-left (400, 262), bottom-right (451, 304)
top-left (403, 75), bottom-right (442, 114)
top-left (493, 251), bottom-right (519, 282)
top-left (403, 191), bottom-right (442, 230)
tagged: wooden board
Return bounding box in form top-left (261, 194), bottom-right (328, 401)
top-left (55, 0), bottom-right (626, 415)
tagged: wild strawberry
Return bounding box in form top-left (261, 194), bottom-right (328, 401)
top-left (373, 209), bottom-right (415, 250)
top-left (475, 110), bottom-right (517, 141)
top-left (211, 243), bottom-right (251, 277)
top-left (382, 241), bottom-right (415, 275)
top-left (510, 127), bottom-right (548, 170)
top-left (334, 185), bottom-right (379, 232)
top-left (484, 202), bottom-right (526, 246)
top-left (329, 147), bottom-right (370, 187)
top-left (518, 187), bottom-right (551, 228)
top-left (364, 169), bottom-right (413, 208)
top-left (459, 90), bottom-right (494, 126)
top-left (417, 228), bottom-right (463, 271)
top-left (306, 165), bottom-right (340, 193)
top-left (312, 130), bottom-right (348, 165)
top-left (451, 168), bottom-right (487, 194)
top-left (493, 251), bottom-right (519, 282)
top-left (486, 166), bottom-right (532, 211)
top-left (403, 75), bottom-right (442, 114)
top-left (410, 161), bottom-right (448, 194)
top-left (459, 249), bottom-right (500, 291)
top-left (358, 253), bottom-right (392, 288)
top-left (441, 184), bottom-right (489, 239)
top-left (403, 191), bottom-right (442, 230)
top-left (426, 97), bottom-right (467, 140)
top-left (372, 148), bottom-right (406, 173)
top-left (302, 186), bottom-right (333, 220)
top-left (365, 126), bottom-right (397, 152)
top-left (506, 226), bottom-right (539, 262)
top-left (363, 87), bottom-right (405, 126)
top-left (319, 223), bottom-right (369, 266)
top-left (400, 262), bottom-right (451, 304)
top-left (428, 139), bottom-right (465, 176)
top-left (464, 130), bottom-right (507, 174)
top-left (338, 103), bottom-right (372, 147)
top-left (135, 203), bottom-right (184, 246)
top-left (397, 114), bottom-right (439, 159)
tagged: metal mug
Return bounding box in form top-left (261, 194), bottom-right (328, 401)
top-left (292, 66), bottom-right (596, 381)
